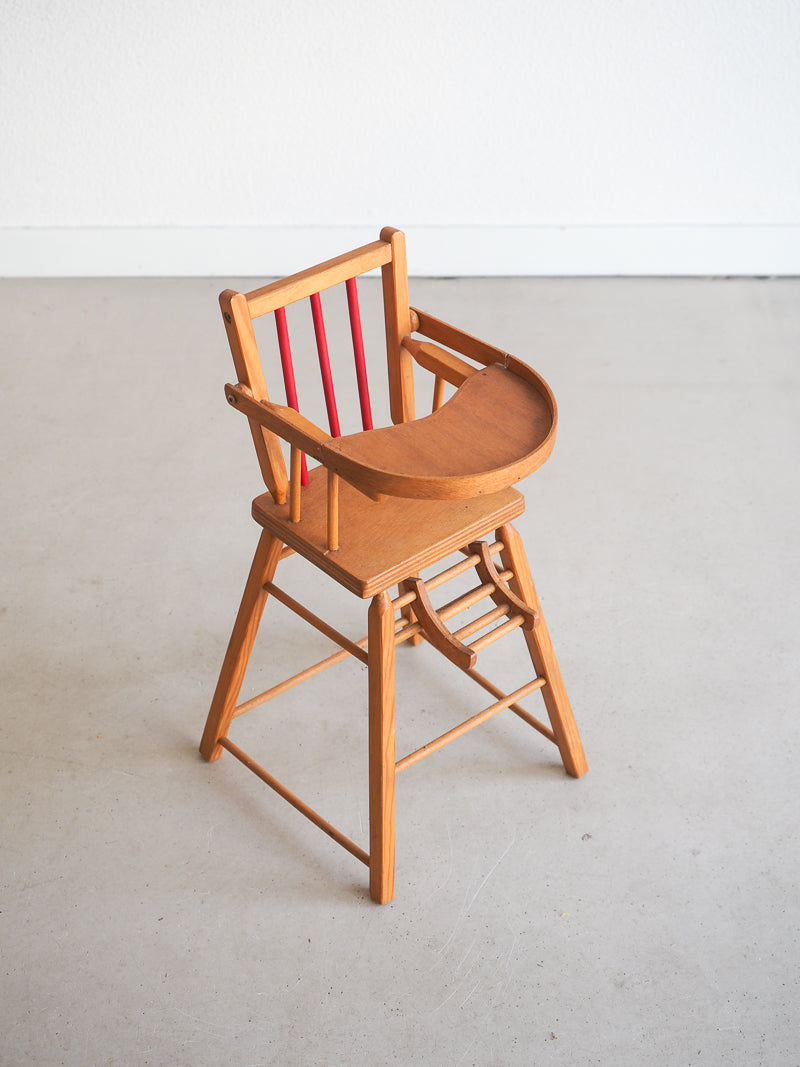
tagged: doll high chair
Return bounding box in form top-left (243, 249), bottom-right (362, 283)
top-left (199, 227), bottom-right (587, 903)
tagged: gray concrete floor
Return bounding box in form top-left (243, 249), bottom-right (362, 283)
top-left (1, 275), bottom-right (798, 1066)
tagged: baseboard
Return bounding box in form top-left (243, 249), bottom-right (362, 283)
top-left (2, 224), bottom-right (798, 277)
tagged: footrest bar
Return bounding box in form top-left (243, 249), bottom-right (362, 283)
top-left (453, 603), bottom-right (510, 642)
top-left (467, 613), bottom-right (526, 652)
top-left (464, 667), bottom-right (555, 743)
top-left (395, 676), bottom-right (547, 773)
top-left (218, 737), bottom-right (370, 866)
top-left (388, 541), bottom-right (507, 615)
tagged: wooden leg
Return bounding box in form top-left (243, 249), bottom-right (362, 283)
top-left (497, 524), bottom-right (588, 779)
top-left (368, 590), bottom-right (396, 904)
top-left (199, 531), bottom-right (283, 762)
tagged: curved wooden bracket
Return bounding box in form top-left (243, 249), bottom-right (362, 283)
top-left (469, 540), bottom-right (538, 631)
top-left (400, 578), bottom-right (477, 670)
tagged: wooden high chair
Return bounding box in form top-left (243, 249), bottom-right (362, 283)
top-left (200, 227), bottom-right (587, 903)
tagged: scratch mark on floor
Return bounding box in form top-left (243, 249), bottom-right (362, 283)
top-left (464, 834), bottom-right (516, 912)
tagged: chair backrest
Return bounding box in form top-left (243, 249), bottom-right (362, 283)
top-left (219, 227), bottom-right (415, 505)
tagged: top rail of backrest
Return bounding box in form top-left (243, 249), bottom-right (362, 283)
top-left (245, 239), bottom-right (393, 318)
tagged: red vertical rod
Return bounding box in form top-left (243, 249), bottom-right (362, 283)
top-left (345, 276), bottom-right (373, 431)
top-left (274, 306), bottom-right (308, 485)
top-left (309, 292), bottom-right (342, 438)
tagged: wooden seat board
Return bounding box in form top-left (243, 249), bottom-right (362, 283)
top-left (252, 465), bottom-right (524, 597)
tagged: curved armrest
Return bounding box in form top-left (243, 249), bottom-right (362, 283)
top-left (401, 337), bottom-right (476, 387)
top-left (410, 308), bottom-right (511, 368)
top-left (224, 383), bottom-right (330, 461)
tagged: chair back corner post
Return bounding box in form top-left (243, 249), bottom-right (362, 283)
top-left (220, 289), bottom-right (289, 505)
top-left (381, 229), bottom-right (415, 425)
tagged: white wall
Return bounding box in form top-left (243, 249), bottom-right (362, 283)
top-left (2, 0), bottom-right (798, 275)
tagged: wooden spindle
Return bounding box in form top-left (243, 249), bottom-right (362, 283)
top-left (289, 445), bottom-right (302, 522)
top-left (432, 375), bottom-right (446, 412)
top-left (346, 276), bottom-right (373, 430)
top-left (310, 292), bottom-right (342, 437)
top-left (275, 306), bottom-right (308, 485)
top-left (327, 469), bottom-right (339, 551)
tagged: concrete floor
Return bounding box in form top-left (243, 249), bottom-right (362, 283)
top-left (1, 274), bottom-right (798, 1066)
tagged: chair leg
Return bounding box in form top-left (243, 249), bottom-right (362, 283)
top-left (368, 590), bottom-right (396, 904)
top-left (497, 523), bottom-right (588, 779)
top-left (199, 531), bottom-right (283, 762)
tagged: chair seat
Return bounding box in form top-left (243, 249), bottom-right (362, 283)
top-left (252, 466), bottom-right (525, 597)
top-left (322, 363), bottom-right (555, 500)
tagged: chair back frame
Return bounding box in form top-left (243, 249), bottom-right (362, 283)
top-left (220, 227), bottom-right (416, 507)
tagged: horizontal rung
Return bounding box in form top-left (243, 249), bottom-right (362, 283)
top-left (395, 619), bottom-right (423, 646)
top-left (395, 676), bottom-right (547, 773)
top-left (452, 604), bottom-right (510, 642)
top-left (464, 666), bottom-right (555, 743)
top-left (425, 541), bottom-right (505, 593)
top-left (233, 638), bottom-right (368, 717)
top-left (219, 737), bottom-right (369, 866)
top-left (391, 588), bottom-right (417, 613)
top-left (263, 581), bottom-right (368, 663)
top-left (245, 240), bottom-right (392, 317)
top-left (388, 541), bottom-right (506, 615)
top-left (468, 614), bottom-right (525, 652)
top-left (437, 572), bottom-right (514, 624)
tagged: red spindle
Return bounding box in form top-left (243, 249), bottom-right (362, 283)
top-left (310, 292), bottom-right (341, 437)
top-left (345, 276), bottom-right (373, 431)
top-left (274, 306), bottom-right (308, 485)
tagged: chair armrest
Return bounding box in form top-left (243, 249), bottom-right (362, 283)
top-left (224, 383), bottom-right (330, 461)
top-left (400, 337), bottom-right (476, 386)
top-left (410, 308), bottom-right (510, 368)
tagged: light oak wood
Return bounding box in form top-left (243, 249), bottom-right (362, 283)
top-left (251, 465), bottom-right (524, 597)
top-left (402, 337), bottom-right (477, 387)
top-left (200, 227), bottom-right (587, 904)
top-left (410, 306), bottom-right (511, 367)
top-left (220, 737), bottom-right (369, 866)
top-left (380, 227), bottom-right (415, 425)
top-left (395, 676), bottom-right (546, 773)
top-left (368, 591), bottom-right (396, 903)
top-left (467, 613), bottom-right (526, 652)
top-left (402, 576), bottom-right (476, 670)
top-left (471, 539), bottom-right (537, 630)
top-left (327, 469), bottom-right (339, 551)
top-left (289, 445), bottom-right (302, 523)
top-left (323, 364), bottom-right (555, 501)
top-left (262, 581), bottom-right (369, 664)
top-left (233, 637), bottom-right (369, 717)
top-left (245, 240), bottom-right (392, 317)
top-left (464, 665), bottom-right (555, 742)
top-left (199, 531), bottom-right (283, 761)
top-left (225, 383), bottom-right (330, 460)
top-left (452, 603), bottom-right (510, 641)
top-left (497, 523), bottom-right (588, 778)
top-left (220, 291), bottom-right (288, 503)
top-left (431, 375), bottom-right (446, 412)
